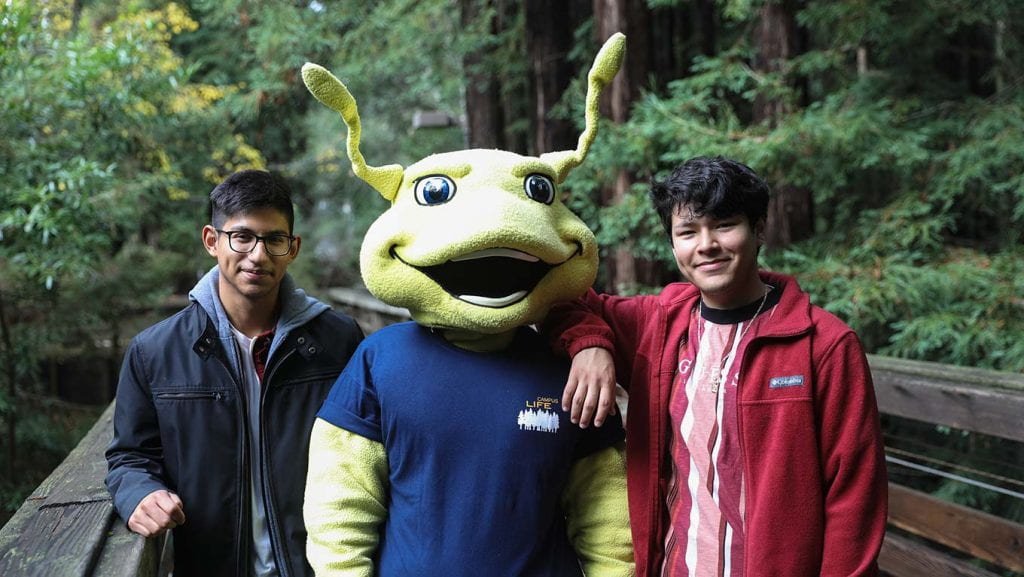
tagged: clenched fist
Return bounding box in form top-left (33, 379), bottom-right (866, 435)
top-left (128, 489), bottom-right (186, 537)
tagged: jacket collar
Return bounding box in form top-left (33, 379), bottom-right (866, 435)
top-left (754, 271), bottom-right (814, 339)
top-left (187, 266), bottom-right (331, 370)
top-left (657, 270), bottom-right (814, 340)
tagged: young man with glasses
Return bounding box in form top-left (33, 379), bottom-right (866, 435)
top-left (545, 157), bottom-right (887, 576)
top-left (106, 170), bottom-right (363, 577)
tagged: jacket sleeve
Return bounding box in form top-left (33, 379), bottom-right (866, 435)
top-left (541, 289), bottom-right (648, 390)
top-left (105, 339), bottom-right (169, 524)
top-left (561, 442), bottom-right (635, 577)
top-left (305, 419), bottom-right (388, 577)
top-left (815, 331), bottom-right (888, 576)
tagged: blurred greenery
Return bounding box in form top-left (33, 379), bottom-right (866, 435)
top-left (0, 1), bottom-right (1022, 568)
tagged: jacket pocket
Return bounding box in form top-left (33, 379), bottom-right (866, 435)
top-left (155, 391), bottom-right (226, 401)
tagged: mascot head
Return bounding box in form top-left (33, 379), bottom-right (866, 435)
top-left (303, 34), bottom-right (624, 336)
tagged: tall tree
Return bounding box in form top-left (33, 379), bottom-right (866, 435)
top-left (524, 0), bottom-right (587, 154)
top-left (461, 0), bottom-right (508, 149)
top-left (457, 0), bottom-right (529, 153)
top-left (752, 0), bottom-right (813, 250)
top-left (593, 0), bottom-right (653, 293)
top-left (649, 0), bottom-right (713, 87)
top-left (494, 1), bottom-right (530, 155)
top-left (0, 0), bottom-right (234, 505)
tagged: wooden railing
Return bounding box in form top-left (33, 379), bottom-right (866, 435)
top-left (870, 355), bottom-right (1024, 576)
top-left (326, 286), bottom-right (411, 332)
top-left (0, 295), bottom-right (1021, 575)
top-left (0, 403), bottom-right (170, 576)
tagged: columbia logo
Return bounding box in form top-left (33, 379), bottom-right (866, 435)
top-left (769, 375), bottom-right (804, 389)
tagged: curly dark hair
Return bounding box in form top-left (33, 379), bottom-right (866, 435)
top-left (650, 156), bottom-right (769, 240)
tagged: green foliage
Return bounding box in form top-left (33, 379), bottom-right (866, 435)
top-left (0, 0), bottom-right (254, 515)
top-left (767, 247), bottom-right (1024, 372)
top-left (2, 1), bottom-right (216, 320)
top-left (310, 0), bottom-right (467, 127)
top-left (1, 0), bottom-right (241, 284)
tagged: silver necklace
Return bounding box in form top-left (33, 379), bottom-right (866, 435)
top-left (697, 284), bottom-right (771, 393)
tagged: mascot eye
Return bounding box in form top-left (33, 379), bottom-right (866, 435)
top-left (524, 174), bottom-right (555, 205)
top-left (414, 175), bottom-right (456, 206)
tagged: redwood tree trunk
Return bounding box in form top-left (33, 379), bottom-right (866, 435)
top-left (461, 0), bottom-right (506, 149)
top-left (753, 1), bottom-right (813, 251)
top-left (649, 1), bottom-right (708, 90)
top-left (594, 0), bottom-right (651, 293)
top-left (496, 1), bottom-right (529, 155)
top-left (525, 0), bottom-right (582, 154)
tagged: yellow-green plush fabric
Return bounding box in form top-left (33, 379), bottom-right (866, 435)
top-left (540, 32), bottom-right (625, 183)
top-left (359, 149), bottom-right (598, 334)
top-left (305, 419), bottom-right (388, 577)
top-left (301, 63), bottom-right (404, 200)
top-left (562, 442), bottom-right (635, 577)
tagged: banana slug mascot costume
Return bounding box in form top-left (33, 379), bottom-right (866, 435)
top-left (301, 34), bottom-right (633, 577)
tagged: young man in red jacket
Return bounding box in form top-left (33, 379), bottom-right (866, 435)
top-left (544, 156), bottom-right (887, 576)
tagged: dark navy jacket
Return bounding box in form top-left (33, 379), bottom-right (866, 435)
top-left (105, 276), bottom-right (362, 577)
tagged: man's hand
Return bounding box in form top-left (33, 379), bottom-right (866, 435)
top-left (562, 347), bottom-right (617, 428)
top-left (128, 489), bottom-right (186, 537)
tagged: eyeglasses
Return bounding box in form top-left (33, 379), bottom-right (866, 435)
top-left (216, 229), bottom-right (295, 256)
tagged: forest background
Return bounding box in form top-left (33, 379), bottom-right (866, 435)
top-left (1, 0), bottom-right (1022, 565)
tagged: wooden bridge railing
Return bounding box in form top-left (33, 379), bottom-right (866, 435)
top-left (0, 403), bottom-right (170, 576)
top-left (870, 355), bottom-right (1024, 576)
top-left (0, 292), bottom-right (1021, 575)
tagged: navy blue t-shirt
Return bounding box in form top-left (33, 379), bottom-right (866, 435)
top-left (317, 322), bottom-right (624, 577)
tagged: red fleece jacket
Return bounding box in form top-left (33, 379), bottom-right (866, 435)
top-left (545, 272), bottom-right (887, 576)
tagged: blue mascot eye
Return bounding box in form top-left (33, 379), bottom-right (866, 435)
top-left (524, 174), bottom-right (555, 205)
top-left (414, 176), bottom-right (456, 206)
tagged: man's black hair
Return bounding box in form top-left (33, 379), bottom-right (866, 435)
top-left (209, 170), bottom-right (296, 233)
top-left (650, 156), bottom-right (770, 240)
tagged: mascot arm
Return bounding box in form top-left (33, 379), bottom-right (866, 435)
top-left (562, 442), bottom-right (635, 577)
top-left (305, 418), bottom-right (389, 577)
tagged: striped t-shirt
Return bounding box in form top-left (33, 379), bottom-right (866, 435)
top-left (662, 288), bottom-right (780, 576)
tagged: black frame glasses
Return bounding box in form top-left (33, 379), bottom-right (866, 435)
top-left (215, 229), bottom-right (295, 256)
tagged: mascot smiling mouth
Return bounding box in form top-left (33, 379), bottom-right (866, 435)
top-left (390, 245), bottom-right (583, 308)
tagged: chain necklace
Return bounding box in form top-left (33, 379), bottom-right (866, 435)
top-left (696, 284), bottom-right (772, 393)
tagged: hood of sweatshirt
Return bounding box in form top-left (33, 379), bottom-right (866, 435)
top-left (188, 265), bottom-right (330, 380)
